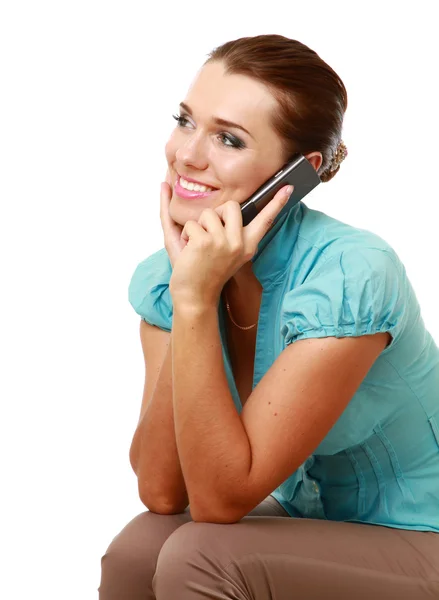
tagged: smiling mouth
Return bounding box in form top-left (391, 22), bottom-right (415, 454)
top-left (178, 175), bottom-right (218, 193)
top-left (175, 176), bottom-right (218, 200)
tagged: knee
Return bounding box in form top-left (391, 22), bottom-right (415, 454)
top-left (99, 543), bottom-right (150, 599)
top-left (157, 521), bottom-right (216, 562)
top-left (99, 511), bottom-right (172, 598)
top-left (102, 511), bottom-right (158, 561)
top-left (153, 522), bottom-right (222, 592)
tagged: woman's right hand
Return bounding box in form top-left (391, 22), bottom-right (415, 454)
top-left (160, 169), bottom-right (186, 269)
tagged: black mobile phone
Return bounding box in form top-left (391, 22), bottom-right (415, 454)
top-left (240, 154), bottom-right (321, 226)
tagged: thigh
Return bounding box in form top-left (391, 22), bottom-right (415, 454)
top-left (98, 495), bottom-right (286, 599)
top-left (153, 516), bottom-right (439, 600)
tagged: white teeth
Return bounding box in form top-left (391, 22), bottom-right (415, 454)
top-left (179, 176), bottom-right (214, 193)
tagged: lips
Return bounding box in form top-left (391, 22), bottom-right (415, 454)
top-left (177, 173), bottom-right (218, 190)
top-left (175, 176), bottom-right (217, 200)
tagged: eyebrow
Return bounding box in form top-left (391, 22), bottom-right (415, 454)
top-left (179, 102), bottom-right (254, 140)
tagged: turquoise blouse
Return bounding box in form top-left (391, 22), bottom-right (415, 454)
top-left (128, 201), bottom-right (439, 532)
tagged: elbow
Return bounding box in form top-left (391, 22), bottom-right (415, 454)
top-left (189, 497), bottom-right (244, 524)
top-left (191, 506), bottom-right (243, 524)
top-left (138, 486), bottom-right (189, 515)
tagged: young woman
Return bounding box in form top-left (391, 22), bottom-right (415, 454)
top-left (99, 34), bottom-right (439, 599)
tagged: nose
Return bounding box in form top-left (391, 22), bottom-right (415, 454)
top-left (175, 131), bottom-right (209, 171)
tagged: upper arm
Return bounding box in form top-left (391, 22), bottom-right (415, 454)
top-left (137, 319), bottom-right (171, 426)
top-left (228, 331), bottom-right (391, 521)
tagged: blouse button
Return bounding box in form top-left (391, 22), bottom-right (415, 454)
top-left (312, 481), bottom-right (319, 493)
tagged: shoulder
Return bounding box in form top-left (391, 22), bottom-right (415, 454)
top-left (292, 204), bottom-right (405, 283)
top-left (281, 210), bottom-right (410, 349)
top-left (300, 204), bottom-right (399, 258)
top-left (128, 248), bottom-right (173, 331)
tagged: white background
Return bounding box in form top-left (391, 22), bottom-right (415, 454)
top-left (1, 1), bottom-right (438, 598)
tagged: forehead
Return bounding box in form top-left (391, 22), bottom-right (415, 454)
top-left (184, 61), bottom-right (279, 129)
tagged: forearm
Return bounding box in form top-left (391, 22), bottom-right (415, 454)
top-left (130, 335), bottom-right (188, 512)
top-left (172, 302), bottom-right (251, 521)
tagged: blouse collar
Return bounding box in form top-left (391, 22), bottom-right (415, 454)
top-left (251, 201), bottom-right (305, 287)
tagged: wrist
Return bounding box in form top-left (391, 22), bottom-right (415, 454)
top-left (172, 295), bottom-right (220, 318)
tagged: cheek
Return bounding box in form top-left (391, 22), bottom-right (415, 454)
top-left (219, 161), bottom-right (265, 199)
top-left (164, 137), bottom-right (177, 164)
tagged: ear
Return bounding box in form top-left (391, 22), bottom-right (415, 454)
top-left (305, 152), bottom-right (323, 172)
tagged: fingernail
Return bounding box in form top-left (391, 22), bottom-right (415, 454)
top-left (285, 185), bottom-right (293, 196)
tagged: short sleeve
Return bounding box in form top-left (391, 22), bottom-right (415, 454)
top-left (128, 248), bottom-right (173, 332)
top-left (280, 247), bottom-right (408, 351)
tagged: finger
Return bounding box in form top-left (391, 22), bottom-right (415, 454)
top-left (181, 219), bottom-right (209, 245)
top-left (215, 201), bottom-right (243, 249)
top-left (197, 208), bottom-right (226, 239)
top-left (159, 181), bottom-right (176, 236)
top-left (245, 184), bottom-right (293, 244)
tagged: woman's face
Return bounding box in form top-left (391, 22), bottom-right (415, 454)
top-left (165, 61), bottom-right (313, 227)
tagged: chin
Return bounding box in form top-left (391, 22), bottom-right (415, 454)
top-left (169, 199), bottom-right (201, 227)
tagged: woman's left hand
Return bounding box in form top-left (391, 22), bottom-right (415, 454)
top-left (164, 184), bottom-right (293, 309)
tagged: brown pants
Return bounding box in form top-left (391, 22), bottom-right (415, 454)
top-left (98, 495), bottom-right (439, 599)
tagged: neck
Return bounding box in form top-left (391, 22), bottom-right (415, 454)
top-left (224, 260), bottom-right (256, 294)
top-left (222, 260), bottom-right (262, 318)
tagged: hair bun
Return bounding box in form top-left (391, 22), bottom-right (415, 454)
top-left (329, 140), bottom-right (348, 172)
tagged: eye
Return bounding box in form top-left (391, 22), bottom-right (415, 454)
top-left (172, 114), bottom-right (191, 128)
top-left (217, 133), bottom-right (246, 150)
top-left (171, 113), bottom-right (246, 150)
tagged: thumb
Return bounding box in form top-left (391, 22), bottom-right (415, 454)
top-left (159, 181), bottom-right (174, 235)
top-left (159, 181), bottom-right (184, 267)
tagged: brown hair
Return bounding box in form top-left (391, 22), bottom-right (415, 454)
top-left (205, 34), bottom-right (348, 183)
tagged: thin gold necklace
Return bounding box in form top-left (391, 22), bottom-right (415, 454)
top-left (224, 289), bottom-right (257, 331)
